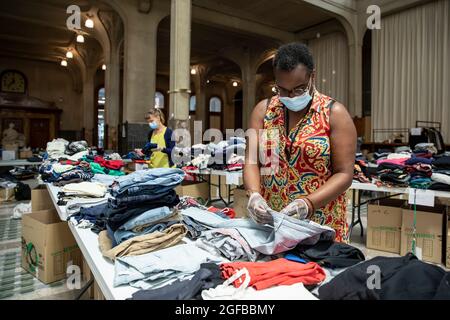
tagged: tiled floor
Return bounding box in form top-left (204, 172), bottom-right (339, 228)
top-left (0, 185), bottom-right (446, 300)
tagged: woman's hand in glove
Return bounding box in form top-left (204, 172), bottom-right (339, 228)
top-left (279, 198), bottom-right (309, 220)
top-left (247, 192), bottom-right (273, 225)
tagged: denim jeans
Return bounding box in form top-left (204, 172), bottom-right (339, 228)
top-left (182, 215), bottom-right (207, 239)
top-left (114, 243), bottom-right (224, 289)
top-left (111, 168), bottom-right (184, 196)
top-left (114, 220), bottom-right (180, 245)
top-left (107, 192), bottom-right (180, 231)
top-left (181, 207), bottom-right (336, 256)
top-left (113, 206), bottom-right (175, 244)
top-left (109, 189), bottom-right (176, 208)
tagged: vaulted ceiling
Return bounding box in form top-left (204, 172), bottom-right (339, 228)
top-left (0, 0), bottom-right (336, 87)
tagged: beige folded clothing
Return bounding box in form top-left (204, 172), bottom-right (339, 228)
top-left (61, 182), bottom-right (107, 198)
top-left (99, 224), bottom-right (187, 261)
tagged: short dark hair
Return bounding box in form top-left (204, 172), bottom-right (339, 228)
top-left (273, 42), bottom-right (314, 72)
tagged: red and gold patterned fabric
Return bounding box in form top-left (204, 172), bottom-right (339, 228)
top-left (260, 89), bottom-right (348, 242)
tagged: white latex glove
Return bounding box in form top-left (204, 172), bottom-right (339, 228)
top-left (279, 198), bottom-right (309, 220)
top-left (247, 192), bottom-right (273, 225)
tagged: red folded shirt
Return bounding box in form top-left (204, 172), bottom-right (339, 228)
top-left (94, 156), bottom-right (124, 170)
top-left (221, 258), bottom-right (326, 290)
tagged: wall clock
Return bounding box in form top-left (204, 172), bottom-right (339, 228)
top-left (1, 70), bottom-right (27, 94)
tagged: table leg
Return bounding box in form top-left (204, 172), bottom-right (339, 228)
top-left (357, 190), bottom-right (364, 237)
top-left (349, 189), bottom-right (356, 240)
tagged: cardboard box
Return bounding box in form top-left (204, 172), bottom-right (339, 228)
top-left (175, 181), bottom-right (209, 202)
top-left (0, 188), bottom-right (15, 203)
top-left (19, 150), bottom-right (33, 159)
top-left (401, 204), bottom-right (446, 265)
top-left (126, 162), bottom-right (148, 171)
top-left (31, 185), bottom-right (53, 212)
top-left (2, 150), bottom-right (17, 161)
top-left (367, 199), bottom-right (405, 254)
top-left (232, 188), bottom-right (248, 218)
top-left (21, 209), bottom-right (82, 284)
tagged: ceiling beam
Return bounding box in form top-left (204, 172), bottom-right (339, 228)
top-left (191, 6), bottom-right (295, 43)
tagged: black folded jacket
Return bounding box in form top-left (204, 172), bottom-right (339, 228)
top-left (432, 156), bottom-right (450, 169)
top-left (290, 241), bottom-right (365, 269)
top-left (319, 253), bottom-right (450, 300)
top-left (428, 182), bottom-right (450, 191)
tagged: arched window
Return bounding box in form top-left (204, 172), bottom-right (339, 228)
top-left (155, 91), bottom-right (164, 109)
top-left (98, 88), bottom-right (105, 106)
top-left (209, 96), bottom-right (221, 114)
top-left (97, 87), bottom-right (105, 148)
top-left (189, 95), bottom-right (196, 113)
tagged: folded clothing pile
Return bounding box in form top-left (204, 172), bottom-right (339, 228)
top-left (80, 155), bottom-right (125, 176)
top-left (414, 142), bottom-right (438, 155)
top-left (376, 162), bottom-right (410, 187)
top-left (405, 156), bottom-right (433, 189)
top-left (430, 155), bottom-right (450, 191)
top-left (67, 168), bottom-right (184, 260)
top-left (45, 138), bottom-right (90, 161)
top-left (113, 243), bottom-right (224, 290)
top-left (39, 159), bottom-right (94, 184)
top-left (185, 137), bottom-right (246, 171)
top-left (353, 159), bottom-right (370, 183)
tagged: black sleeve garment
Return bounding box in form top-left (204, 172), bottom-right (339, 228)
top-left (291, 241), bottom-right (365, 269)
top-left (318, 253), bottom-right (450, 300)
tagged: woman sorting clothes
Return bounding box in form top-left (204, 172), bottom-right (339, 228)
top-left (243, 43), bottom-right (357, 242)
top-left (135, 108), bottom-right (175, 168)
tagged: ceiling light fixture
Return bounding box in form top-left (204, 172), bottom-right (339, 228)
top-left (190, 68), bottom-right (196, 75)
top-left (85, 18), bottom-right (94, 29)
top-left (232, 81), bottom-right (238, 87)
top-left (66, 51), bottom-right (73, 59)
top-left (272, 86), bottom-right (277, 93)
top-left (102, 64), bottom-right (106, 70)
top-left (61, 60), bottom-right (68, 67)
top-left (76, 34), bottom-right (85, 43)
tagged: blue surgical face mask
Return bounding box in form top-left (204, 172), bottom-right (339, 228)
top-left (279, 91), bottom-right (312, 112)
top-left (279, 79), bottom-right (313, 112)
top-left (149, 121), bottom-right (158, 130)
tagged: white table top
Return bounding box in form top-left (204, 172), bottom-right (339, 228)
top-left (45, 183), bottom-right (138, 300)
top-left (350, 181), bottom-right (450, 199)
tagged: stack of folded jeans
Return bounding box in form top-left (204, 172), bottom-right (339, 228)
top-left (89, 168), bottom-right (186, 258)
top-left (113, 243), bottom-right (224, 289)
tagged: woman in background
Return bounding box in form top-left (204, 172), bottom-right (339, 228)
top-left (135, 108), bottom-right (175, 168)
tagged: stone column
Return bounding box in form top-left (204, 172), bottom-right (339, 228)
top-left (82, 66), bottom-right (96, 145)
top-left (169, 0), bottom-right (192, 146)
top-left (100, 10), bottom-right (123, 151)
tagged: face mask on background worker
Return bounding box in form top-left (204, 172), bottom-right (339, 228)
top-left (149, 121), bottom-right (159, 130)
